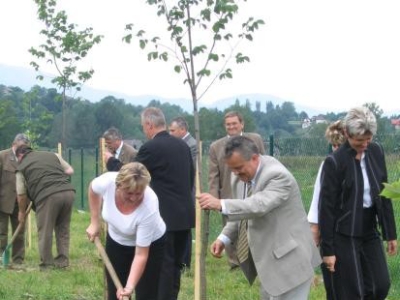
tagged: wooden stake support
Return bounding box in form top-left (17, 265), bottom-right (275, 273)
top-left (194, 141), bottom-right (202, 300)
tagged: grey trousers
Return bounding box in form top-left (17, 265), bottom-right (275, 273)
top-left (0, 204), bottom-right (25, 263)
top-left (221, 214), bottom-right (239, 267)
top-left (35, 190), bottom-right (75, 268)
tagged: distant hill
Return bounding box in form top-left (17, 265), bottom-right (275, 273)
top-left (0, 63), bottom-right (195, 109)
top-left (0, 63), bottom-right (355, 117)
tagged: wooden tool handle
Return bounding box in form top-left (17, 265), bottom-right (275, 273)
top-left (9, 202), bottom-right (33, 245)
top-left (94, 237), bottom-right (130, 300)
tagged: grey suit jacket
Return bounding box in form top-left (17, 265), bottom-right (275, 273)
top-left (221, 156), bottom-right (321, 296)
top-left (118, 142), bottom-right (138, 165)
top-left (183, 133), bottom-right (197, 169)
top-left (0, 148), bottom-right (18, 213)
top-left (208, 132), bottom-right (265, 199)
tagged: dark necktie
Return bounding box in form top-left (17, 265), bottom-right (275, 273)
top-left (237, 181), bottom-right (252, 264)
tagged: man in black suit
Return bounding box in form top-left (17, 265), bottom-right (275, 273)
top-left (169, 116), bottom-right (198, 271)
top-left (106, 107), bottom-right (195, 300)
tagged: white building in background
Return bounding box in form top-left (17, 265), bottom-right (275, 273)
top-left (301, 115), bottom-right (327, 129)
top-left (302, 118), bottom-right (311, 129)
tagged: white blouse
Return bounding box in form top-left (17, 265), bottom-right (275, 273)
top-left (91, 172), bottom-right (166, 247)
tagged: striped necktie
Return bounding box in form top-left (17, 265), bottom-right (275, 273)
top-left (237, 181), bottom-right (252, 264)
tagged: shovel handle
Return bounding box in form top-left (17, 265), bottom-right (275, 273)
top-left (9, 202), bottom-right (33, 245)
top-left (94, 237), bottom-right (130, 300)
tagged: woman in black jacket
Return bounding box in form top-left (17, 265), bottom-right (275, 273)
top-left (319, 106), bottom-right (397, 300)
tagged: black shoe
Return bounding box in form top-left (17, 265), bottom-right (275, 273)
top-left (180, 263), bottom-right (191, 274)
top-left (229, 264), bottom-right (240, 271)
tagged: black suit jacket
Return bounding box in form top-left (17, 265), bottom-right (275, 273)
top-left (319, 141), bottom-right (397, 256)
top-left (109, 131), bottom-right (195, 231)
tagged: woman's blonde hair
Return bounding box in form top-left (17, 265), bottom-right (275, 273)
top-left (115, 162), bottom-right (151, 192)
top-left (325, 120), bottom-right (346, 146)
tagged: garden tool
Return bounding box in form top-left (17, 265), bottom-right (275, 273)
top-left (94, 237), bottom-right (130, 300)
top-left (1, 202), bottom-right (32, 267)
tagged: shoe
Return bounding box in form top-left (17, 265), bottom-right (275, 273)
top-left (9, 263), bottom-right (26, 271)
top-left (180, 263), bottom-right (191, 274)
top-left (229, 264), bottom-right (240, 271)
top-left (54, 255), bottom-right (69, 269)
top-left (39, 264), bottom-right (55, 271)
top-left (55, 264), bottom-right (69, 270)
top-left (12, 258), bottom-right (24, 265)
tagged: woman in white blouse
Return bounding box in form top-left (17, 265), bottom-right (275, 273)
top-left (307, 120), bottom-right (345, 300)
top-left (307, 120), bottom-right (346, 246)
top-left (86, 162), bottom-right (166, 300)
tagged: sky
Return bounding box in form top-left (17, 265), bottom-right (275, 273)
top-left (1, 0), bottom-right (400, 115)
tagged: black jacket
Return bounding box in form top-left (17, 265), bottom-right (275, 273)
top-left (319, 141), bottom-right (397, 256)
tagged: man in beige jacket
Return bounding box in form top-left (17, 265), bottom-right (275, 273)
top-left (208, 111), bottom-right (265, 269)
top-left (199, 136), bottom-right (321, 299)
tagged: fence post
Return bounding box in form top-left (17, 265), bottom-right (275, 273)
top-left (269, 135), bottom-right (274, 156)
top-left (95, 147), bottom-right (99, 177)
top-left (67, 148), bottom-right (72, 183)
top-left (68, 148), bottom-right (72, 164)
top-left (81, 148), bottom-right (84, 210)
top-left (99, 138), bottom-right (106, 173)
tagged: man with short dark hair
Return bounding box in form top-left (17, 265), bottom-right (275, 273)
top-left (169, 116), bottom-right (197, 271)
top-left (103, 127), bottom-right (137, 164)
top-left (169, 116), bottom-right (197, 168)
top-left (0, 133), bottom-right (31, 265)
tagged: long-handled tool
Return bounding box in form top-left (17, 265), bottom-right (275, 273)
top-left (94, 237), bottom-right (130, 300)
top-left (1, 202), bottom-right (33, 267)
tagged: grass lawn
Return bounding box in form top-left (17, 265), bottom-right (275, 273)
top-left (1, 207), bottom-right (399, 299)
top-left (0, 209), bottom-right (330, 299)
top-left (2, 149), bottom-right (397, 299)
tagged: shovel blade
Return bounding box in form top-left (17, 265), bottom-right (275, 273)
top-left (2, 246), bottom-right (11, 267)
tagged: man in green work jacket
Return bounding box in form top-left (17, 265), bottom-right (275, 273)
top-left (15, 145), bottom-right (75, 270)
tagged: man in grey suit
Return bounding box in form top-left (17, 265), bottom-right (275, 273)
top-left (169, 116), bottom-right (197, 271)
top-left (169, 117), bottom-right (197, 168)
top-left (199, 136), bottom-right (321, 299)
top-left (0, 133), bottom-right (31, 265)
top-left (103, 127), bottom-right (137, 164)
top-left (208, 111), bottom-right (265, 269)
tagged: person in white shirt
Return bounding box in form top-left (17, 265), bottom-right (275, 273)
top-left (306, 120), bottom-right (346, 299)
top-left (307, 120), bottom-right (346, 246)
top-left (86, 162), bottom-right (166, 300)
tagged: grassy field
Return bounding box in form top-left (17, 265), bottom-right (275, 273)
top-left (1, 207), bottom-right (399, 299)
top-left (2, 150), bottom-right (398, 299)
top-left (0, 210), bottom-right (328, 300)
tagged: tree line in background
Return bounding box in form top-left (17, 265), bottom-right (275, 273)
top-left (1, 84), bottom-right (399, 149)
